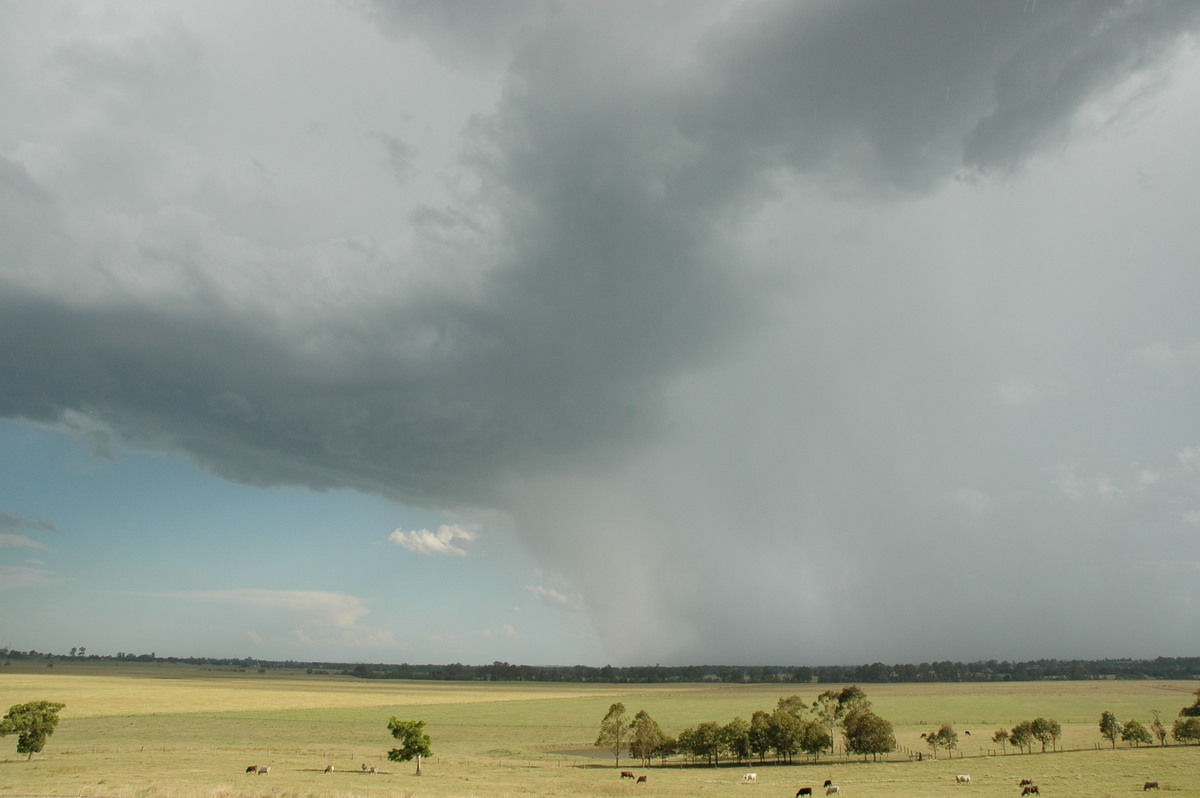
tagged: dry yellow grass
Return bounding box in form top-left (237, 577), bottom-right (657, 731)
top-left (2, 662), bottom-right (1198, 798)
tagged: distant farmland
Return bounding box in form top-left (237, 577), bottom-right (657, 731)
top-left (1, 662), bottom-right (1198, 798)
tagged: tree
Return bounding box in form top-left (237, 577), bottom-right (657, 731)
top-left (655, 733), bottom-right (677, 765)
top-left (812, 690), bottom-right (841, 753)
top-left (1030, 717), bottom-right (1060, 753)
top-left (1172, 717), bottom-right (1200, 744)
top-left (812, 685), bottom-right (871, 755)
top-left (842, 708), bottom-right (895, 761)
top-left (1121, 720), bottom-right (1152, 748)
top-left (723, 717), bottom-right (751, 764)
top-left (776, 694), bottom-right (807, 719)
top-left (1099, 711), bottom-right (1121, 749)
top-left (768, 708), bottom-right (802, 763)
top-left (1151, 710), bottom-right (1169, 746)
top-left (1180, 687), bottom-right (1200, 717)
top-left (629, 709), bottom-right (663, 767)
top-left (386, 717), bottom-right (433, 775)
top-left (690, 721), bottom-right (725, 765)
top-left (0, 701), bottom-right (66, 761)
top-left (992, 728), bottom-right (1009, 754)
top-left (798, 720), bottom-right (832, 758)
top-left (1009, 721), bottom-right (1034, 754)
top-left (596, 702), bottom-right (628, 767)
top-left (926, 724), bottom-right (957, 758)
top-left (749, 710), bottom-right (773, 762)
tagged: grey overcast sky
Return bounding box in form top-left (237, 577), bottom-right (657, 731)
top-left (3, 0), bottom-right (1200, 666)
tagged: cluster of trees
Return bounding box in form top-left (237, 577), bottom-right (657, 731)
top-left (992, 718), bottom-right (1062, 753)
top-left (596, 686), bottom-right (897, 767)
top-left (7, 647), bottom-right (1200, 684)
top-left (1098, 690), bottom-right (1200, 748)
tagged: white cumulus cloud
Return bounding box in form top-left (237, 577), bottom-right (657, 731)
top-left (389, 523), bottom-right (480, 556)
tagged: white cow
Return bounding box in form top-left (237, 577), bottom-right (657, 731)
top-left (956, 775), bottom-right (971, 784)
top-left (256, 766), bottom-right (270, 775)
top-left (742, 773), bottom-right (757, 782)
top-left (826, 786), bottom-right (841, 795)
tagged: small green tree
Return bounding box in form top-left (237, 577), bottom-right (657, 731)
top-left (629, 709), bottom-right (663, 767)
top-left (1151, 710), bottom-right (1169, 746)
top-left (798, 720), bottom-right (832, 758)
top-left (1121, 719), bottom-right (1152, 748)
top-left (1179, 688), bottom-right (1200, 717)
top-left (386, 717), bottom-right (433, 775)
top-left (692, 721), bottom-right (725, 765)
top-left (926, 724), bottom-right (957, 758)
top-left (749, 710), bottom-right (773, 762)
top-left (1030, 717), bottom-right (1060, 753)
top-left (723, 716), bottom-right (751, 764)
top-left (842, 708), bottom-right (895, 761)
top-left (0, 701), bottom-right (65, 761)
top-left (596, 702), bottom-right (628, 767)
top-left (1172, 717), bottom-right (1200, 744)
top-left (776, 694), bottom-right (807, 719)
top-left (768, 707), bottom-right (802, 763)
top-left (992, 727), bottom-right (1009, 754)
top-left (1009, 721), bottom-right (1034, 754)
top-left (1099, 711), bottom-right (1120, 749)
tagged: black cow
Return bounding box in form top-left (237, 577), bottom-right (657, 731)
top-left (824, 780), bottom-right (833, 788)
top-left (797, 788), bottom-right (813, 797)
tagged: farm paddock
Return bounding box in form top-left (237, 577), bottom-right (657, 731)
top-left (2, 664), bottom-right (1199, 798)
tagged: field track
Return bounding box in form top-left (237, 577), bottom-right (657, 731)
top-left (2, 663), bottom-right (1199, 798)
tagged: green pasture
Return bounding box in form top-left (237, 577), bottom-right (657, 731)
top-left (2, 662), bottom-right (1198, 798)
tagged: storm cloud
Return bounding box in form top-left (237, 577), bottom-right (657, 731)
top-left (3, 0), bottom-right (1200, 664)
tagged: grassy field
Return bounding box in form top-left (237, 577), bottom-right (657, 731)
top-left (1, 661), bottom-right (1198, 798)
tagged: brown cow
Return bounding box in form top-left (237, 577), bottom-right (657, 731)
top-left (621, 771), bottom-right (636, 779)
top-left (637, 776), bottom-right (647, 784)
top-left (1143, 782), bottom-right (1160, 791)
top-left (1021, 787), bottom-right (1038, 796)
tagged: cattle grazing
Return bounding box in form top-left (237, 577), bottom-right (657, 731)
top-left (964, 730), bottom-right (971, 735)
top-left (826, 786), bottom-right (841, 796)
top-left (621, 771), bottom-right (636, 779)
top-left (957, 775), bottom-right (972, 784)
top-left (742, 772), bottom-right (757, 782)
top-left (361, 763), bottom-right (369, 771)
top-left (637, 776), bottom-right (647, 784)
top-left (1021, 786), bottom-right (1039, 796)
top-left (245, 766), bottom-right (258, 773)
top-left (824, 780), bottom-right (833, 788)
top-left (256, 766), bottom-right (270, 775)
top-left (1019, 780), bottom-right (1034, 787)
top-left (797, 788), bottom-right (813, 797)
top-left (324, 765), bottom-right (334, 773)
top-left (365, 765), bottom-right (377, 774)
top-left (1144, 782), bottom-right (1160, 791)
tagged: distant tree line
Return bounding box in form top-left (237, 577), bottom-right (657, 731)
top-left (5, 647), bottom-right (1200, 684)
